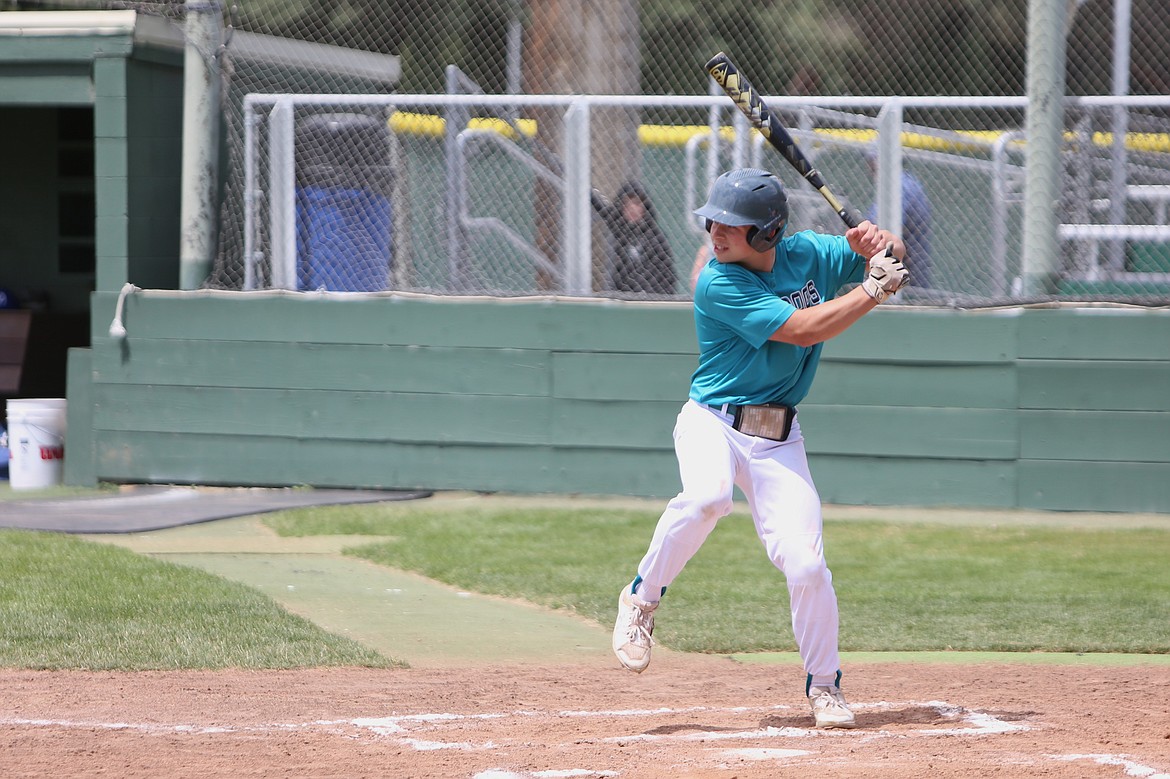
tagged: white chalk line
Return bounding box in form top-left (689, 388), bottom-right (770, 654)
top-left (0, 699), bottom-right (1022, 746)
top-left (1050, 754), bottom-right (1170, 779)
top-left (8, 704), bottom-right (1165, 778)
top-left (475, 767), bottom-right (622, 771)
top-left (720, 748), bottom-right (815, 761)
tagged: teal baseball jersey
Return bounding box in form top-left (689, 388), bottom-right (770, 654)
top-left (688, 230), bottom-right (866, 407)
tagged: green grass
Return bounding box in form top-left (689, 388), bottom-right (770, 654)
top-left (3, 498), bottom-right (1167, 671)
top-left (266, 504), bottom-right (1170, 655)
top-left (0, 529), bottom-right (397, 670)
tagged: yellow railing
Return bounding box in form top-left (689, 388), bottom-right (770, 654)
top-left (388, 111), bottom-right (1170, 154)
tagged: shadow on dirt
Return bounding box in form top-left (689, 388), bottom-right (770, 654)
top-left (761, 705), bottom-right (951, 730)
top-left (645, 722), bottom-right (751, 736)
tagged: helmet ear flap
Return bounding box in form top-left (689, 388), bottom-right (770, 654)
top-left (748, 215), bottom-right (786, 252)
top-left (711, 219), bottom-right (784, 251)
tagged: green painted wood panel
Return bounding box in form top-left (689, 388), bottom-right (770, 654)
top-left (551, 399), bottom-right (680, 448)
top-left (63, 348), bottom-right (96, 487)
top-left (552, 352), bottom-right (694, 401)
top-left (1019, 410), bottom-right (1170, 462)
top-left (94, 293), bottom-right (550, 347)
top-left (824, 307), bottom-right (1020, 363)
top-left (125, 59), bottom-right (183, 137)
top-left (1018, 360), bottom-right (1170, 411)
top-left (92, 56), bottom-right (128, 99)
top-left (93, 432), bottom-right (554, 491)
top-left (91, 339), bottom-right (552, 396)
top-left (125, 45), bottom-right (183, 69)
top-left (94, 136), bottom-right (128, 179)
top-left (0, 67), bottom-right (94, 104)
top-left (91, 429), bottom-right (1016, 506)
top-left (93, 92), bottom-right (127, 137)
top-left (799, 406), bottom-right (1018, 460)
top-left (552, 446), bottom-right (681, 497)
top-left (92, 385), bottom-right (552, 446)
top-left (93, 432), bottom-right (681, 497)
top-left (1019, 460), bottom-right (1170, 513)
top-left (809, 455), bottom-right (1017, 508)
top-left (91, 386), bottom-right (688, 453)
top-left (95, 234), bottom-right (130, 294)
top-left (538, 301), bottom-right (695, 353)
top-left (3, 36), bottom-right (134, 63)
top-left (95, 292), bottom-right (697, 352)
top-left (807, 362), bottom-right (1017, 408)
top-left (1018, 309), bottom-right (1170, 360)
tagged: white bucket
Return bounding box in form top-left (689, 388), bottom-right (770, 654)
top-left (6, 398), bottom-right (67, 490)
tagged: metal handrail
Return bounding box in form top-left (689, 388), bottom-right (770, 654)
top-left (454, 128), bottom-right (563, 283)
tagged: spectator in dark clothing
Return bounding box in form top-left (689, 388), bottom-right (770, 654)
top-left (592, 180), bottom-right (678, 295)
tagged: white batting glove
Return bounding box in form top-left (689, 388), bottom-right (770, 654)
top-left (861, 247), bottom-right (909, 304)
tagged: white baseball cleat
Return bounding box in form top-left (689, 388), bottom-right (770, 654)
top-left (808, 684), bottom-right (857, 728)
top-left (612, 585), bottom-right (658, 673)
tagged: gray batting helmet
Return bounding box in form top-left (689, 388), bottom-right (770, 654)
top-left (694, 168), bottom-right (789, 252)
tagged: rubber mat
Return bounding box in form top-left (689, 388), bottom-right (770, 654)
top-left (0, 486), bottom-right (432, 534)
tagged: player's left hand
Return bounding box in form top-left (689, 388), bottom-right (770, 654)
top-left (847, 221), bottom-right (904, 260)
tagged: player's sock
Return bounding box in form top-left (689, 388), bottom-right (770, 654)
top-left (808, 670), bottom-right (843, 693)
top-left (631, 575), bottom-right (664, 604)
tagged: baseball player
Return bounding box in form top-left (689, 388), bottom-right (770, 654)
top-left (612, 168), bottom-right (908, 729)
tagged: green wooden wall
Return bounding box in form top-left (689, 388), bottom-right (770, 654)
top-left (67, 294), bottom-right (1170, 514)
top-left (94, 49), bottom-right (184, 293)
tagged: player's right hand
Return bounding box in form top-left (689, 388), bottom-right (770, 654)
top-left (861, 246), bottom-right (909, 304)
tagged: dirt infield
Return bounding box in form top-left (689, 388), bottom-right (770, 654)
top-left (4, 657), bottom-right (1168, 778)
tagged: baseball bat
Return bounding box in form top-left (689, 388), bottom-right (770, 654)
top-left (705, 51), bottom-right (863, 229)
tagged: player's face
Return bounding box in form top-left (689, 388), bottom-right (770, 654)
top-left (708, 222), bottom-right (754, 263)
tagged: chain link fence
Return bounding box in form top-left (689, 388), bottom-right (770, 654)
top-left (12, 0), bottom-right (1170, 305)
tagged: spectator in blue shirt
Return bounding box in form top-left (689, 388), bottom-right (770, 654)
top-left (866, 153), bottom-right (934, 289)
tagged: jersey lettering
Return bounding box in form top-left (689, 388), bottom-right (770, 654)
top-left (780, 280), bottom-right (822, 309)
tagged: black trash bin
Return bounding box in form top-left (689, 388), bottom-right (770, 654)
top-left (295, 113), bottom-right (394, 291)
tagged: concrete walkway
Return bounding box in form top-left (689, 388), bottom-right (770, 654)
top-left (81, 514), bottom-right (613, 668)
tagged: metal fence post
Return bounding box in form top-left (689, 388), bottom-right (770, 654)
top-left (179, 0), bottom-right (223, 290)
top-left (563, 98), bottom-right (592, 295)
top-left (1106, 0), bottom-right (1133, 273)
top-left (876, 100), bottom-right (904, 239)
top-left (1022, 0), bottom-right (1068, 296)
top-left (268, 97), bottom-right (296, 291)
top-left (445, 66), bottom-right (471, 291)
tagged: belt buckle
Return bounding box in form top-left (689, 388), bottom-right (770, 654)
top-left (732, 403), bottom-right (794, 442)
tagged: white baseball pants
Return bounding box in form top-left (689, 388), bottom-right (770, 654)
top-left (634, 399), bottom-right (841, 681)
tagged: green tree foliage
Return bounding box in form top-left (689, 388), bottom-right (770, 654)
top-left (1068, 0), bottom-right (1170, 95)
top-left (641, 0), bottom-right (1027, 97)
top-left (842, 0), bottom-right (1027, 96)
top-left (234, 0), bottom-right (518, 93)
top-left (224, 0), bottom-right (1166, 99)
